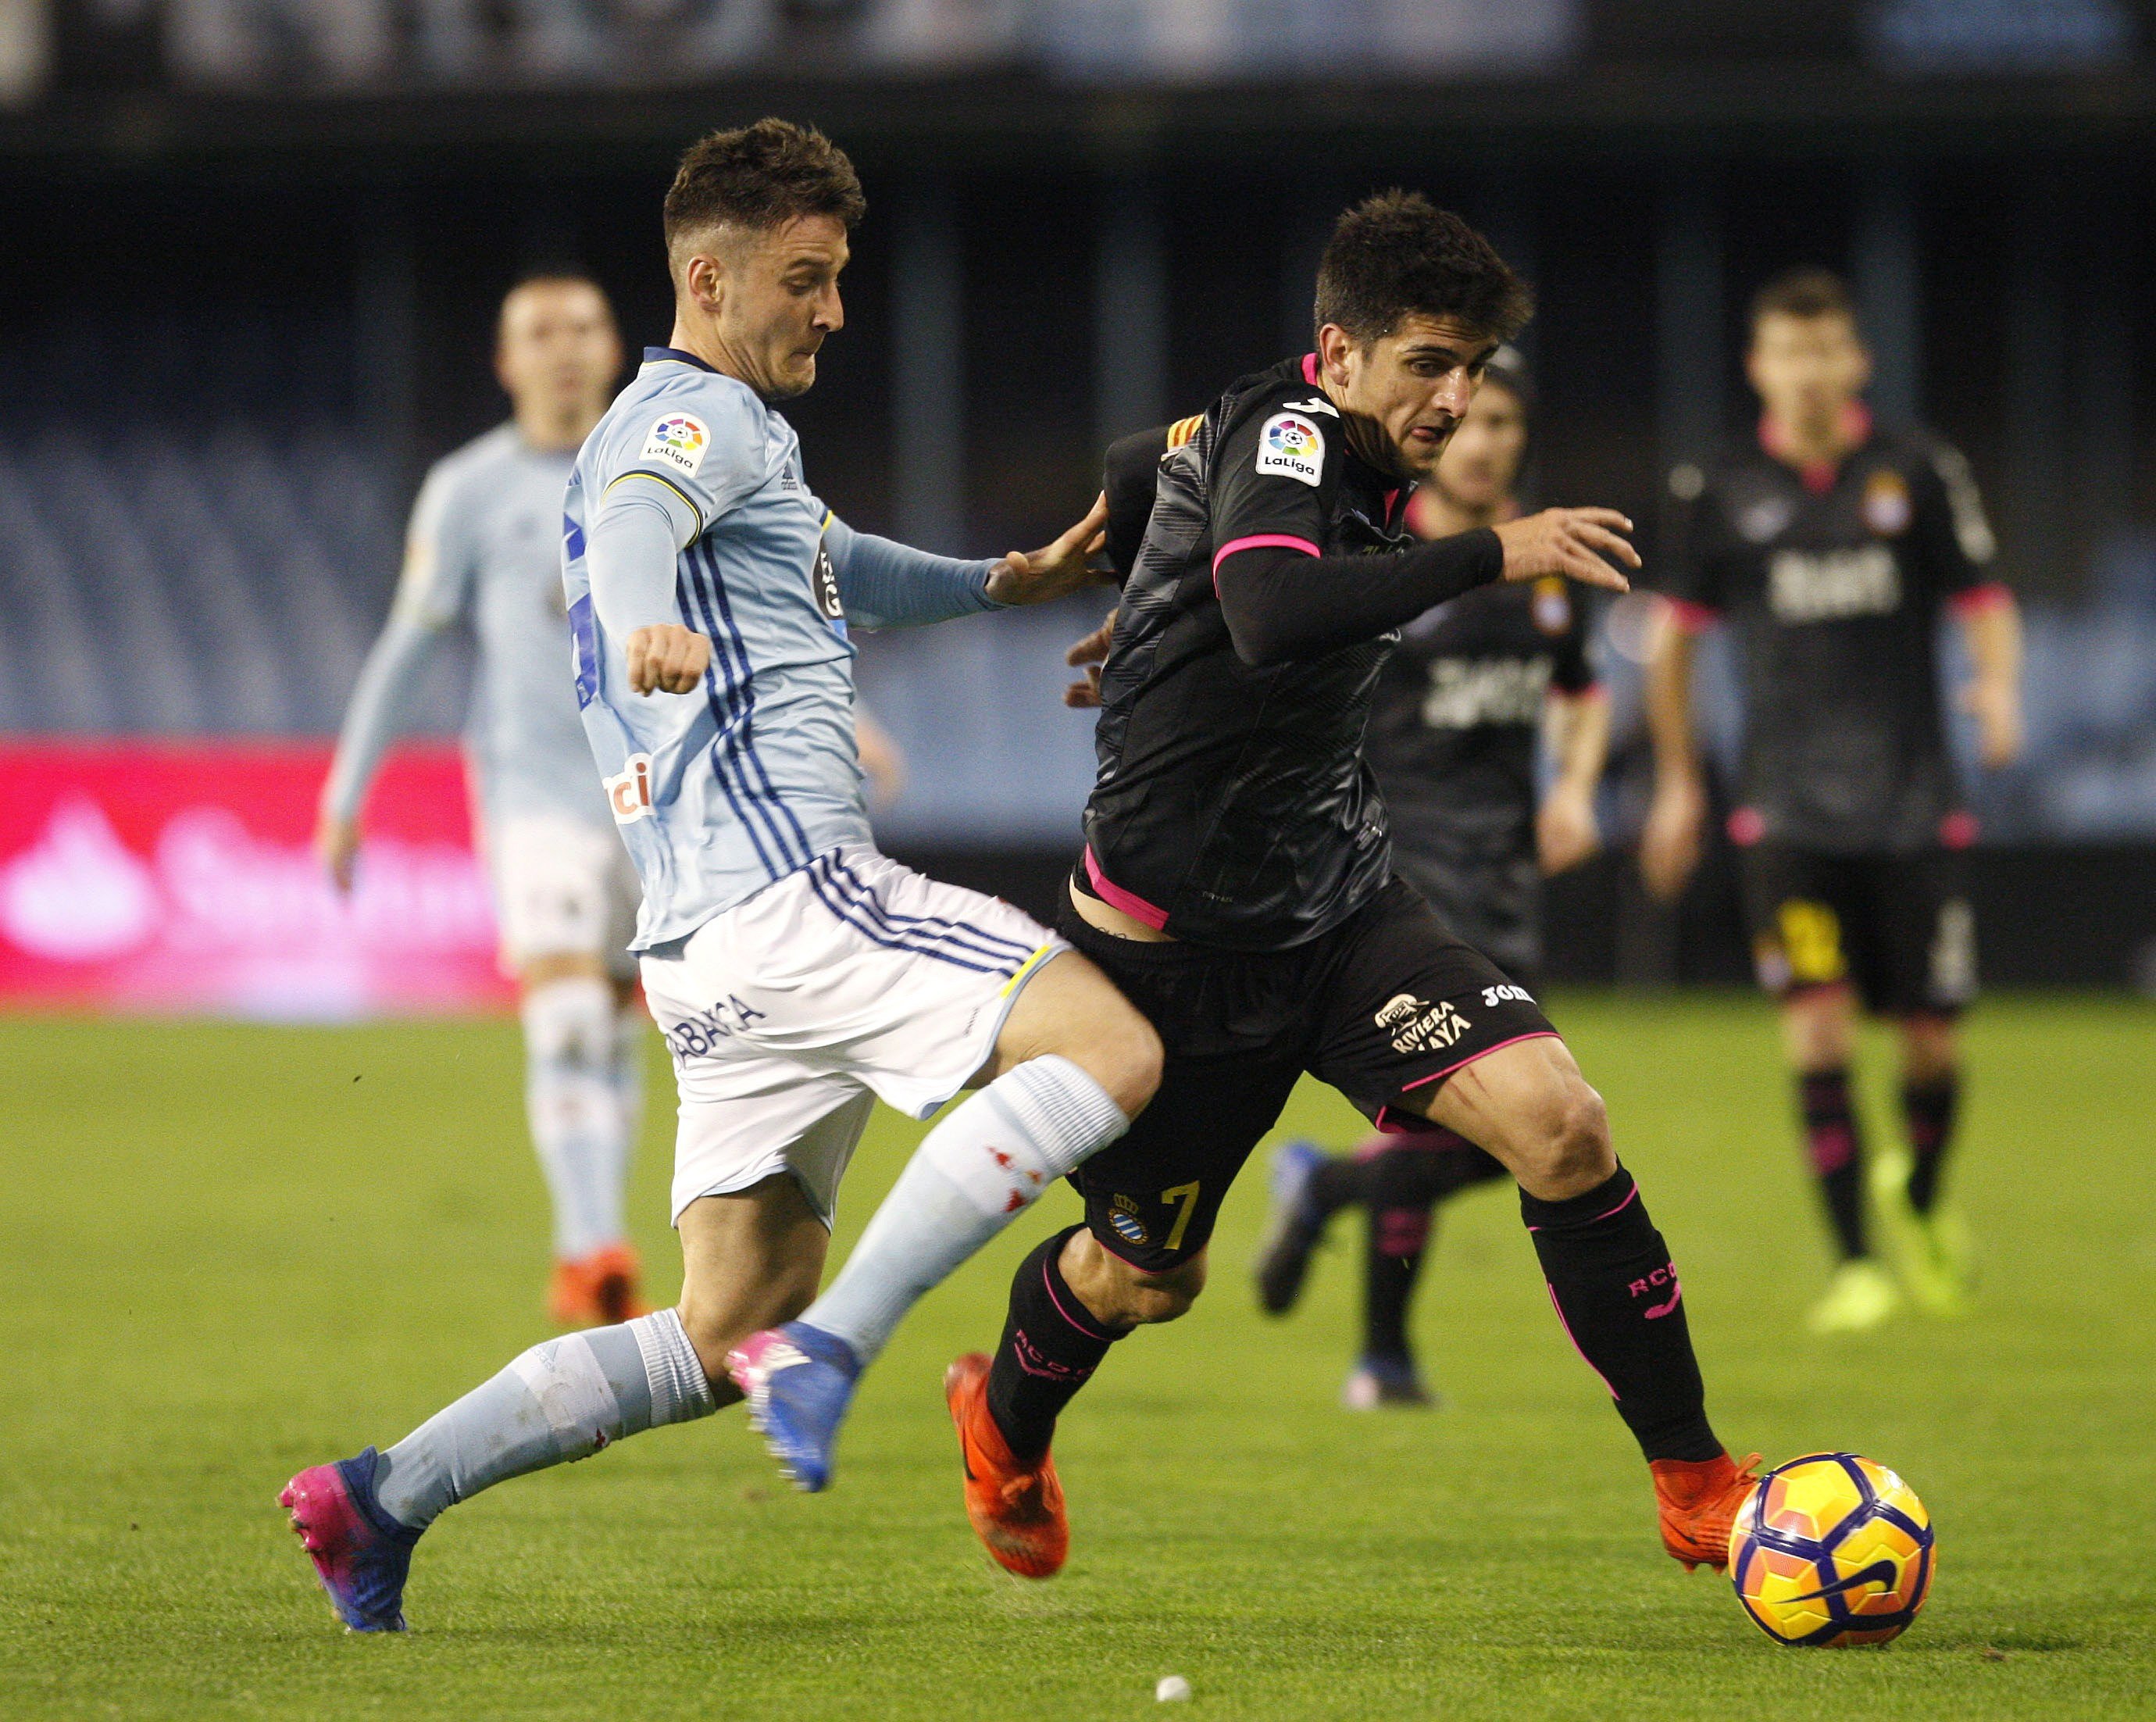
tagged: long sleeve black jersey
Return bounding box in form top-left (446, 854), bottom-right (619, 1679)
top-left (1369, 574), bottom-right (1597, 867)
top-left (1660, 413), bottom-right (2007, 854)
top-left (1080, 355), bottom-right (1504, 951)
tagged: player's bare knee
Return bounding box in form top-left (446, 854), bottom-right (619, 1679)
top-left (1517, 1074), bottom-right (1612, 1198)
top-left (1086, 1005), bottom-right (1163, 1119)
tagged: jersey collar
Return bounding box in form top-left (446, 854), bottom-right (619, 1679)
top-left (643, 345), bottom-right (721, 373)
top-left (1759, 399), bottom-right (1872, 495)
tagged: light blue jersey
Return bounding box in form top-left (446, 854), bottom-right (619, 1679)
top-left (325, 423), bottom-right (611, 834)
top-left (566, 348), bottom-right (1003, 952)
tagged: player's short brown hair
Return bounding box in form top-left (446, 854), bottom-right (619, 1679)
top-left (662, 118), bottom-right (866, 264)
top-left (1750, 268), bottom-right (1858, 333)
top-left (1314, 191), bottom-right (1533, 346)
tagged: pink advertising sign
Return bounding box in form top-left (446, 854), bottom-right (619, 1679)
top-left (0, 740), bottom-right (512, 1017)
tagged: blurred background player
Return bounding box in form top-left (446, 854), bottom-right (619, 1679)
top-left (1245, 348), bottom-right (1611, 1409)
top-left (1639, 269), bottom-right (2023, 1336)
top-left (316, 273), bottom-right (654, 1328)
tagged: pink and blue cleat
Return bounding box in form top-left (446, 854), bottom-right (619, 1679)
top-left (726, 1321), bottom-right (861, 1494)
top-left (279, 1448), bottom-right (421, 1632)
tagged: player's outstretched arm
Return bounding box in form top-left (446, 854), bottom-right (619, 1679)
top-left (1493, 508), bottom-right (1639, 591)
top-left (985, 495), bottom-right (1111, 607)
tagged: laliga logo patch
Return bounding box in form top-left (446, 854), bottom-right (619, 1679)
top-left (1374, 993), bottom-right (1472, 1055)
top-left (1863, 468), bottom-right (1912, 536)
top-left (1256, 412), bottom-right (1325, 486)
top-left (604, 752), bottom-right (656, 824)
top-left (641, 413), bottom-right (709, 477)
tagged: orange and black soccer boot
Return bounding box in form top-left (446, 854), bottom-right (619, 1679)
top-left (548, 1242), bottom-right (648, 1328)
top-left (944, 1352), bottom-right (1068, 1579)
top-left (1652, 1449), bottom-right (1762, 1571)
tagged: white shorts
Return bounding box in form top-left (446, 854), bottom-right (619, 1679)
top-left (487, 813), bottom-right (641, 981)
top-left (639, 847), bottom-right (1066, 1227)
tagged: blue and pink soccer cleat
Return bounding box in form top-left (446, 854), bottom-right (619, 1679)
top-left (726, 1321), bottom-right (861, 1494)
top-left (278, 1448), bottom-right (421, 1631)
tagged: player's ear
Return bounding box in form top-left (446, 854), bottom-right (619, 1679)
top-left (1316, 323), bottom-right (1352, 384)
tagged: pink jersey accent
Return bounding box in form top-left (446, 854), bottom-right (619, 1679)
top-left (1302, 352), bottom-right (1320, 386)
top-left (1948, 581), bottom-right (2013, 617)
top-left (1212, 533), bottom-right (1322, 575)
top-left (1082, 845), bottom-right (1169, 931)
top-left (1666, 596), bottom-right (1722, 634)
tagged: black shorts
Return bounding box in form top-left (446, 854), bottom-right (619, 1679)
top-left (1390, 843), bottom-right (1543, 988)
top-left (1740, 844), bottom-right (1976, 1018)
top-left (1058, 877), bottom-right (1555, 1274)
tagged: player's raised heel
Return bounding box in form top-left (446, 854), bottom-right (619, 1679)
top-left (945, 1352), bottom-right (1068, 1579)
top-left (1254, 1139), bottom-right (1330, 1315)
top-left (1651, 1449), bottom-right (1762, 1573)
top-left (278, 1448), bottom-right (421, 1631)
top-left (726, 1321), bottom-right (860, 1494)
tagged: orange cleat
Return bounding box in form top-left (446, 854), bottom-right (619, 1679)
top-left (1651, 1449), bottom-right (1763, 1571)
top-left (944, 1352), bottom-right (1068, 1579)
top-left (548, 1242), bottom-right (648, 1328)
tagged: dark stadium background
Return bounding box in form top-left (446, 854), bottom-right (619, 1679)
top-left (5, 0), bottom-right (2155, 995)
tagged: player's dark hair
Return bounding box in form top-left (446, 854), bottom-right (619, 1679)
top-left (1750, 268), bottom-right (1858, 333)
top-left (1314, 191), bottom-right (1533, 346)
top-left (663, 118), bottom-right (866, 259)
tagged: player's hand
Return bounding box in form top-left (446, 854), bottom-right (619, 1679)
top-left (1537, 784), bottom-right (1601, 876)
top-left (1494, 508), bottom-right (1638, 593)
top-left (315, 813), bottom-right (361, 895)
top-left (1063, 609), bottom-right (1118, 708)
top-left (1961, 676), bottom-right (2025, 770)
top-left (625, 623), bottom-right (712, 696)
top-left (1639, 770), bottom-right (1705, 902)
top-left (987, 495), bottom-right (1111, 607)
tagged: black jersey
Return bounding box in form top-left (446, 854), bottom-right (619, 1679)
top-left (1371, 574), bottom-right (1596, 863)
top-left (1662, 414), bottom-right (2004, 854)
top-left (1082, 355), bottom-right (1501, 952)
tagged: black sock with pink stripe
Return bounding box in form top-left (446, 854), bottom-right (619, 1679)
top-left (1901, 1073), bottom-right (1959, 1215)
top-left (1362, 1134), bottom-right (1509, 1365)
top-left (1798, 1067), bottom-right (1868, 1259)
top-left (985, 1224), bottom-right (1124, 1464)
top-left (1519, 1164), bottom-right (1721, 1464)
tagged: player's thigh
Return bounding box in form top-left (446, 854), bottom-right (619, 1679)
top-left (980, 945), bottom-right (1163, 1120)
top-left (1875, 849), bottom-right (1977, 1019)
top-left (1742, 844), bottom-right (1858, 999)
top-left (676, 1172), bottom-right (837, 1390)
top-left (1305, 877), bottom-right (1559, 1140)
top-left (1068, 1049), bottom-right (1303, 1275)
top-left (642, 931), bottom-right (880, 1229)
top-left (491, 813), bottom-right (631, 976)
top-left (784, 848), bottom-right (1076, 1121)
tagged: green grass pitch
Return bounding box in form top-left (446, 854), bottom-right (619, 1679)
top-left (2, 992), bottom-right (2151, 1720)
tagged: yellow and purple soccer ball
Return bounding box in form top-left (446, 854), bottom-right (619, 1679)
top-left (1728, 1452), bottom-right (1934, 1647)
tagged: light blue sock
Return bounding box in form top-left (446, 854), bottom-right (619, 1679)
top-left (801, 1056), bottom-right (1130, 1365)
top-left (373, 1309), bottom-right (714, 1531)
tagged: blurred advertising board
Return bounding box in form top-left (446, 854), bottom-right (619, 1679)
top-left (0, 740), bottom-right (510, 1018)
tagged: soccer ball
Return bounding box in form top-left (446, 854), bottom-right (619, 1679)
top-left (1728, 1452), bottom-right (1934, 1647)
